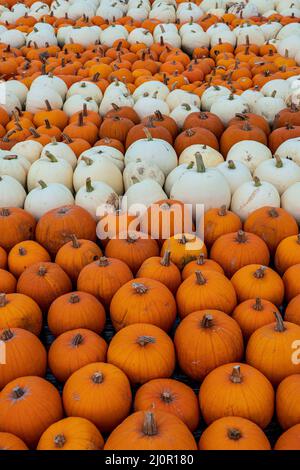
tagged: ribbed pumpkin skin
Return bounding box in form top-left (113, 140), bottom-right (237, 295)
top-left (204, 208), bottom-right (242, 248)
top-left (283, 264), bottom-right (300, 302)
top-left (35, 205), bottom-right (96, 256)
top-left (0, 269), bottom-right (17, 294)
top-left (0, 247), bottom-right (7, 269)
top-left (199, 417), bottom-right (271, 450)
top-left (47, 291), bottom-right (106, 336)
top-left (0, 208), bottom-right (36, 252)
top-left (176, 271), bottom-right (237, 318)
top-left (0, 328), bottom-right (47, 389)
top-left (0, 293), bottom-right (42, 335)
top-left (210, 231), bottom-right (270, 278)
top-left (17, 262), bottom-right (72, 312)
top-left (8, 241), bottom-right (51, 278)
top-left (0, 432), bottom-right (28, 450)
top-left (136, 255), bottom-right (181, 294)
top-left (275, 235), bottom-right (300, 275)
top-left (107, 323), bottom-right (176, 384)
top-left (274, 424), bottom-right (300, 450)
top-left (63, 362), bottom-right (132, 434)
top-left (37, 417), bottom-right (104, 450)
top-left (244, 207), bottom-right (298, 255)
top-left (285, 294), bottom-right (300, 326)
top-left (104, 410), bottom-right (197, 450)
top-left (231, 264), bottom-right (284, 306)
top-left (276, 375), bottom-right (300, 430)
top-left (48, 329), bottom-right (108, 383)
top-left (110, 278), bottom-right (176, 332)
top-left (246, 319), bottom-right (300, 386)
top-left (77, 257), bottom-right (133, 306)
top-left (174, 310), bottom-right (243, 382)
top-left (232, 298), bottom-right (279, 340)
top-left (199, 363), bottom-right (274, 428)
top-left (0, 376), bottom-right (63, 449)
top-left (182, 257), bottom-right (224, 280)
top-left (134, 378), bottom-right (200, 432)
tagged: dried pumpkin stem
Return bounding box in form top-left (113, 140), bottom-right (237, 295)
top-left (230, 365), bottom-right (243, 384)
top-left (161, 391), bottom-right (173, 403)
top-left (195, 152), bottom-right (206, 173)
top-left (227, 160), bottom-right (236, 170)
top-left (253, 298), bottom-right (263, 311)
top-left (274, 312), bottom-right (286, 332)
top-left (69, 294), bottom-right (80, 304)
top-left (201, 314), bottom-right (213, 328)
top-left (132, 283), bottom-right (148, 294)
top-left (228, 428), bottom-right (242, 441)
top-left (72, 334), bottom-right (84, 347)
top-left (218, 205), bottom-right (227, 216)
top-left (254, 266), bottom-right (266, 279)
top-left (0, 329), bottom-right (13, 341)
top-left (70, 234), bottom-right (80, 249)
top-left (18, 247), bottom-right (27, 256)
top-left (38, 180), bottom-right (48, 189)
top-left (38, 265), bottom-right (47, 276)
top-left (236, 230), bottom-right (247, 243)
top-left (0, 293), bottom-right (8, 307)
top-left (86, 177), bottom-right (94, 193)
top-left (143, 412), bottom-right (158, 436)
top-left (268, 207), bottom-right (279, 218)
top-left (12, 387), bottom-right (25, 400)
top-left (98, 257), bottom-right (109, 267)
top-left (161, 250), bottom-right (171, 267)
top-left (196, 253), bottom-right (205, 265)
top-left (92, 372), bottom-right (103, 384)
top-left (0, 208), bottom-right (10, 217)
top-left (54, 434), bottom-right (66, 449)
top-left (195, 270), bottom-right (207, 285)
top-left (137, 336), bottom-right (156, 347)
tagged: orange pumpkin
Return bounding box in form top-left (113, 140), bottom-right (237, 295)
top-left (0, 293), bottom-right (42, 335)
top-left (134, 378), bottom-right (200, 432)
top-left (0, 208), bottom-right (36, 252)
top-left (63, 362), bottom-right (132, 434)
top-left (0, 432), bottom-right (28, 450)
top-left (8, 240), bottom-right (51, 278)
top-left (174, 310), bottom-right (243, 381)
top-left (48, 328), bottom-right (107, 383)
top-left (274, 424), bottom-right (300, 450)
top-left (161, 233), bottom-right (207, 270)
top-left (285, 294), bottom-right (300, 326)
top-left (0, 247), bottom-right (7, 269)
top-left (203, 205), bottom-right (242, 248)
top-left (182, 254), bottom-right (224, 280)
top-left (232, 298), bottom-right (279, 340)
top-left (107, 323), bottom-right (175, 384)
top-left (275, 234), bottom-right (300, 274)
top-left (276, 375), bottom-right (300, 430)
top-left (0, 269), bottom-right (17, 294)
top-left (283, 264), bottom-right (300, 302)
top-left (136, 251), bottom-right (181, 294)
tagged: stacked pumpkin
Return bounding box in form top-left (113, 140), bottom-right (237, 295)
top-left (1, 0), bottom-right (300, 452)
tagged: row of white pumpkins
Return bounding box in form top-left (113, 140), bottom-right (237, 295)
top-left (3, 73), bottom-right (300, 127)
top-left (1, 15), bottom-right (300, 58)
top-left (204, 0), bottom-right (300, 18)
top-left (1, 131), bottom-right (300, 223)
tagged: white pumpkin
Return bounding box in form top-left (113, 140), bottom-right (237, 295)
top-left (80, 146), bottom-right (124, 171)
top-left (254, 156), bottom-right (300, 195)
top-left (166, 89), bottom-right (201, 111)
top-left (63, 95), bottom-right (98, 117)
top-left (241, 89), bottom-right (264, 112)
top-left (281, 182), bottom-right (300, 223)
top-left (133, 97), bottom-right (170, 120)
top-left (121, 178), bottom-right (167, 215)
top-left (26, 29), bottom-right (57, 47)
top-left (234, 24), bottom-right (265, 46)
top-left (4, 81), bottom-right (28, 106)
top-left (99, 90), bottom-right (134, 117)
top-left (75, 178), bottom-right (119, 220)
top-left (0, 89), bottom-right (21, 116)
top-left (0, 29), bottom-right (25, 48)
top-left (27, 153), bottom-right (73, 192)
top-left (201, 85), bottom-right (231, 111)
top-left (73, 155), bottom-right (123, 194)
top-left (206, 22), bottom-right (230, 37)
top-left (133, 81), bottom-right (169, 102)
top-left (123, 158), bottom-right (165, 191)
top-left (217, 160), bottom-right (252, 195)
top-left (277, 22), bottom-right (300, 40)
top-left (260, 21), bottom-right (282, 40)
top-left (150, 5), bottom-right (176, 23)
top-left (100, 24), bottom-right (128, 47)
top-left (41, 143), bottom-right (77, 170)
top-left (210, 31), bottom-right (236, 48)
top-left (170, 153), bottom-right (231, 218)
top-left (181, 30), bottom-right (209, 55)
top-left (210, 94), bottom-right (249, 126)
top-left (125, 134), bottom-right (177, 177)
top-left (30, 75), bottom-right (67, 99)
top-left (275, 138), bottom-right (300, 166)
top-left (253, 95), bottom-right (286, 124)
top-left (68, 0), bottom-right (96, 20)
top-left (0, 154), bottom-right (30, 187)
top-left (277, 35), bottom-right (300, 59)
top-left (277, 0), bottom-right (300, 13)
top-left (128, 28), bottom-right (153, 46)
top-left (261, 79), bottom-right (289, 101)
top-left (164, 162), bottom-right (194, 196)
top-left (11, 141), bottom-right (42, 164)
top-left (179, 144), bottom-right (224, 167)
top-left (26, 87), bottom-right (62, 114)
top-left (231, 178), bottom-right (280, 222)
top-left (226, 140), bottom-right (272, 173)
top-left (0, 175), bottom-right (26, 208)
top-left (24, 181), bottom-right (74, 220)
top-left (176, 3), bottom-right (203, 23)
top-left (179, 22), bottom-right (204, 37)
top-left (250, 0), bottom-right (275, 14)
top-left (66, 26), bottom-right (101, 47)
top-left (169, 103), bottom-right (199, 129)
top-left (153, 23), bottom-right (178, 39)
top-left (66, 81), bottom-right (103, 105)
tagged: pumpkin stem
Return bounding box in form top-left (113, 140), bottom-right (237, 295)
top-left (227, 160), bottom-right (236, 170)
top-left (70, 234), bottom-right (80, 248)
top-left (38, 180), bottom-right (48, 189)
top-left (253, 298), bottom-right (263, 311)
top-left (72, 333), bottom-right (84, 346)
top-left (236, 230), bottom-right (247, 243)
top-left (45, 100), bottom-right (52, 111)
top-left (274, 311), bottom-right (286, 332)
top-left (201, 314), bottom-right (213, 328)
top-left (38, 265), bottom-right (47, 276)
top-left (161, 250), bottom-right (171, 267)
top-left (11, 387), bottom-right (25, 400)
top-left (86, 177), bottom-right (94, 193)
top-left (111, 103), bottom-right (120, 111)
top-left (228, 428), bottom-right (242, 441)
top-left (78, 112), bottom-right (84, 127)
top-left (254, 266), bottom-right (266, 279)
top-left (253, 176), bottom-right (261, 187)
top-left (45, 151), bottom-right (58, 163)
top-left (274, 155), bottom-right (283, 168)
top-left (98, 257), bottom-right (109, 267)
top-left (0, 329), bottom-right (13, 341)
top-left (132, 282), bottom-right (148, 294)
top-left (137, 336), bottom-right (156, 346)
top-left (69, 294), bottom-right (80, 304)
top-left (268, 207), bottom-right (279, 218)
top-left (154, 110), bottom-right (163, 121)
top-left (143, 127), bottom-right (153, 141)
top-left (92, 372), bottom-right (103, 384)
top-left (142, 412), bottom-right (158, 436)
top-left (230, 365), bottom-right (243, 384)
top-left (195, 270), bottom-right (207, 285)
top-left (161, 391), bottom-right (173, 403)
top-left (18, 247), bottom-right (27, 256)
top-left (218, 205), bottom-right (227, 216)
top-left (82, 156), bottom-right (93, 166)
top-left (196, 253), bottom-right (206, 265)
top-left (185, 128), bottom-right (195, 137)
top-left (0, 293), bottom-right (8, 307)
top-left (195, 153), bottom-right (205, 173)
top-left (0, 208), bottom-right (10, 217)
top-left (44, 119), bottom-right (51, 129)
top-left (54, 434), bottom-right (66, 449)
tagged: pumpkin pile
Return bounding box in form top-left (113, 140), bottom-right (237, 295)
top-left (1, 0), bottom-right (300, 452)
